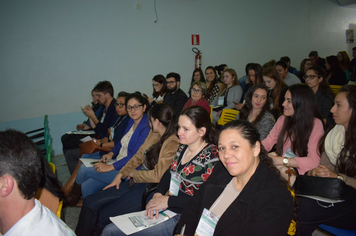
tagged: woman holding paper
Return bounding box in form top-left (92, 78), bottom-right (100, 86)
top-left (173, 120), bottom-right (294, 236)
top-left (67, 92), bottom-right (150, 204)
top-left (101, 106), bottom-right (220, 236)
top-left (74, 103), bottom-right (179, 236)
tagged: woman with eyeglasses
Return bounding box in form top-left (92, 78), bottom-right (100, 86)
top-left (75, 103), bottom-right (180, 236)
top-left (183, 81), bottom-right (211, 114)
top-left (63, 92), bottom-right (131, 206)
top-left (71, 92), bottom-right (150, 201)
top-left (147, 74), bottom-right (167, 106)
top-left (305, 66), bottom-right (334, 127)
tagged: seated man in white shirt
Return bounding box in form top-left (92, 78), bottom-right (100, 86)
top-left (0, 129), bottom-right (75, 236)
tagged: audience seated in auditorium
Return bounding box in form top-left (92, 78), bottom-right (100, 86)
top-left (262, 84), bottom-right (324, 183)
top-left (183, 81), bottom-right (211, 114)
top-left (275, 60), bottom-right (301, 86)
top-left (174, 120), bottom-right (294, 236)
top-left (298, 85), bottom-right (356, 235)
top-left (101, 106), bottom-right (220, 236)
top-left (211, 68), bottom-right (243, 124)
top-left (146, 74), bottom-right (167, 107)
top-left (75, 104), bottom-right (180, 236)
top-left (163, 72), bottom-right (188, 115)
top-left (325, 55), bottom-right (347, 86)
top-left (205, 66), bottom-right (221, 104)
top-left (296, 58), bottom-right (313, 83)
top-left (305, 66), bottom-right (334, 127)
top-left (0, 130), bottom-right (75, 236)
top-left (263, 67), bottom-right (289, 119)
top-left (280, 56), bottom-right (297, 74)
top-left (309, 50), bottom-right (326, 69)
top-left (62, 80), bottom-right (117, 175)
top-left (235, 84), bottom-right (275, 140)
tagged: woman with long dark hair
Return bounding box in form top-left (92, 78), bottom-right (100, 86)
top-left (237, 84), bottom-right (275, 140)
top-left (75, 103), bottom-right (180, 236)
top-left (239, 63), bottom-right (263, 103)
top-left (305, 66), bottom-right (334, 127)
top-left (262, 84), bottom-right (324, 176)
top-left (299, 85), bottom-right (356, 234)
top-left (263, 67), bottom-right (289, 119)
top-left (205, 66), bottom-right (221, 104)
top-left (101, 106), bottom-right (220, 236)
top-left (325, 55), bottom-right (347, 86)
top-left (148, 74), bottom-right (167, 106)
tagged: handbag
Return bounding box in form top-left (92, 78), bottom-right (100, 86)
top-left (79, 140), bottom-right (110, 157)
top-left (293, 175), bottom-right (356, 200)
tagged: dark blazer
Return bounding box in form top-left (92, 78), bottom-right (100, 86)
top-left (175, 161), bottom-right (294, 236)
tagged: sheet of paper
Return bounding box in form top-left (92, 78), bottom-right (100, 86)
top-left (79, 158), bottom-right (116, 167)
top-left (66, 130), bottom-right (95, 135)
top-left (80, 136), bottom-right (93, 142)
top-left (109, 210), bottom-right (176, 235)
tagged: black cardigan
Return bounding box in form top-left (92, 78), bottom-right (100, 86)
top-left (174, 161), bottom-right (294, 236)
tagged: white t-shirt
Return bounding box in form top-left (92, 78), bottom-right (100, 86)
top-left (4, 199), bottom-right (75, 236)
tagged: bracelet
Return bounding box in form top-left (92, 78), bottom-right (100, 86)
top-left (337, 175), bottom-right (344, 181)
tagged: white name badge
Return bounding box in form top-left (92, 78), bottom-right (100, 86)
top-left (195, 208), bottom-right (219, 236)
top-left (110, 127), bottom-right (115, 140)
top-left (285, 147), bottom-right (297, 158)
top-left (168, 172), bottom-right (181, 196)
top-left (217, 96), bottom-right (224, 106)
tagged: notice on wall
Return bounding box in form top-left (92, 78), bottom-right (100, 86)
top-left (346, 29), bottom-right (354, 44)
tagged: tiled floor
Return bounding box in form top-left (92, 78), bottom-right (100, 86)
top-left (52, 155), bottom-right (81, 231)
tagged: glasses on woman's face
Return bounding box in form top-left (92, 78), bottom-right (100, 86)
top-left (191, 87), bottom-right (203, 93)
top-left (115, 103), bottom-right (125, 108)
top-left (127, 104), bottom-right (143, 112)
top-left (152, 83), bottom-right (160, 87)
top-left (303, 74), bottom-right (321, 80)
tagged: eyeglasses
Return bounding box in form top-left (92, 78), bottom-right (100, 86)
top-left (152, 83), bottom-right (160, 87)
top-left (166, 80), bottom-right (176, 84)
top-left (191, 87), bottom-right (203, 93)
top-left (115, 103), bottom-right (125, 108)
top-left (127, 104), bottom-right (143, 111)
top-left (303, 75), bottom-right (321, 80)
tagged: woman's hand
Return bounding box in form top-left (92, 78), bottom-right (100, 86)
top-left (101, 153), bottom-right (113, 163)
top-left (148, 97), bottom-right (154, 104)
top-left (145, 193), bottom-right (169, 219)
top-left (127, 171), bottom-right (136, 179)
top-left (268, 152), bottom-right (282, 165)
top-left (94, 162), bottom-right (114, 173)
top-left (103, 173), bottom-right (123, 190)
top-left (309, 165), bottom-right (337, 178)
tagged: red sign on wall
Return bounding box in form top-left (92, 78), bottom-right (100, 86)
top-left (192, 34), bottom-right (200, 45)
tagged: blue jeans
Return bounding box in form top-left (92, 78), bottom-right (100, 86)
top-left (75, 181), bottom-right (150, 236)
top-left (101, 214), bottom-right (181, 236)
top-left (76, 152), bottom-right (119, 198)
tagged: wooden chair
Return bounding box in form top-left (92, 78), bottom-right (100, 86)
top-left (217, 109), bottom-right (239, 126)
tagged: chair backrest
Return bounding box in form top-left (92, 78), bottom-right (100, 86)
top-left (330, 85), bottom-right (342, 96)
top-left (46, 144), bottom-right (52, 163)
top-left (209, 106), bottom-right (213, 122)
top-left (217, 109), bottom-right (239, 126)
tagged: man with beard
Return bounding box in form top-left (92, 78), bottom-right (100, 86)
top-left (163, 72), bottom-right (188, 115)
top-left (62, 80), bottom-right (116, 174)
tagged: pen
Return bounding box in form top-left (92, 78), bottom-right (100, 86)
top-left (180, 224), bottom-right (186, 235)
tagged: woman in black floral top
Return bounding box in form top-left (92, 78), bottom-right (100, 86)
top-left (101, 106), bottom-right (219, 236)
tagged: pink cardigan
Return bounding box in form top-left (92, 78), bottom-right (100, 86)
top-left (262, 115), bottom-right (324, 175)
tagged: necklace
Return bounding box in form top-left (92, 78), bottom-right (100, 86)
top-left (248, 110), bottom-right (261, 122)
top-left (177, 140), bottom-right (206, 172)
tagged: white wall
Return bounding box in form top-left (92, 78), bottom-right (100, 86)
top-left (1, 0), bottom-right (355, 154)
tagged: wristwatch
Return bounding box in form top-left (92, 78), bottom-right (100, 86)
top-left (282, 157), bottom-right (289, 166)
